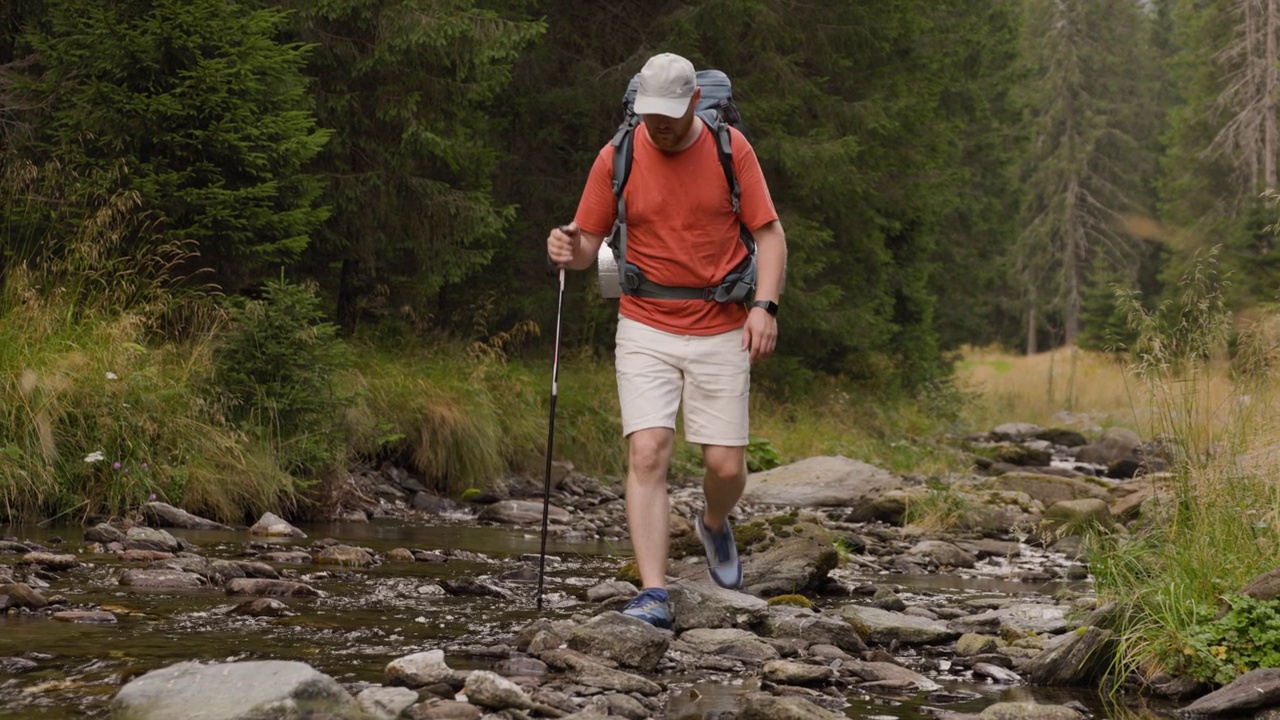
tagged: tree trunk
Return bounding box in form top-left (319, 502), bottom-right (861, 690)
top-left (1026, 297), bottom-right (1038, 355)
top-left (1266, 0), bottom-right (1278, 190)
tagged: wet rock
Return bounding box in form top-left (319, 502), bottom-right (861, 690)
top-left (991, 423), bottom-right (1045, 441)
top-left (738, 692), bottom-right (848, 719)
top-left (19, 552), bottom-right (79, 571)
top-left (1044, 498), bottom-right (1114, 532)
top-left (1024, 626), bottom-right (1114, 685)
top-left (979, 471), bottom-right (1110, 507)
top-left (493, 656), bottom-right (548, 678)
top-left (0, 583), bottom-right (48, 609)
top-left (600, 692), bottom-right (652, 719)
top-left (261, 550), bottom-right (312, 564)
top-left (949, 603), bottom-right (1069, 636)
top-left (0, 540), bottom-right (31, 554)
top-left (52, 610), bottom-right (116, 624)
top-left (585, 580), bottom-right (637, 602)
top-left (143, 501), bottom-right (233, 531)
top-left (462, 670), bottom-right (535, 711)
top-left (315, 544), bottom-right (376, 567)
top-left (870, 586), bottom-right (907, 611)
top-left (537, 648), bottom-right (663, 695)
top-left (1074, 427), bottom-right (1141, 466)
top-left (442, 577), bottom-right (513, 600)
top-left (956, 633), bottom-right (1000, 656)
top-left (763, 659), bottom-right (836, 686)
top-left (386, 650), bottom-right (467, 690)
top-left (476, 499), bottom-right (571, 525)
top-left (119, 568), bottom-right (206, 589)
top-left (742, 519), bottom-right (839, 596)
top-left (231, 598), bottom-right (294, 617)
top-left (744, 455), bottom-right (904, 508)
top-left (248, 512), bottom-right (306, 538)
top-left (0, 657), bottom-right (38, 674)
top-left (110, 660), bottom-right (361, 719)
top-left (1179, 667), bottom-right (1280, 717)
top-left (668, 579), bottom-right (769, 631)
top-left (567, 611), bottom-right (670, 672)
top-left (356, 685), bottom-right (420, 719)
top-left (230, 560), bottom-right (280, 579)
top-left (224, 578), bottom-right (319, 598)
top-left (120, 549), bottom-right (175, 563)
top-left (979, 701), bottom-right (1083, 719)
top-left (407, 699), bottom-right (483, 719)
top-left (836, 605), bottom-right (959, 645)
top-left (84, 523), bottom-right (126, 544)
top-left (905, 540), bottom-right (977, 569)
top-left (844, 659), bottom-right (941, 692)
top-left (385, 548), bottom-right (415, 563)
top-left (678, 627), bottom-right (781, 665)
top-left (973, 662), bottom-right (1021, 683)
top-left (123, 527), bottom-right (182, 553)
top-left (761, 606), bottom-right (867, 654)
top-left (1035, 428), bottom-right (1089, 447)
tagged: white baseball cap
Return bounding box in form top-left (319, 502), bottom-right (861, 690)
top-left (634, 53), bottom-right (697, 118)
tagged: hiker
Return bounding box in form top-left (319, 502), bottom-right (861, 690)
top-left (545, 52), bottom-right (787, 629)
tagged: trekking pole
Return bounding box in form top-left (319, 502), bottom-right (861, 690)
top-left (536, 259), bottom-right (566, 612)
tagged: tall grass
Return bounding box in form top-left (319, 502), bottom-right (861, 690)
top-left (1083, 250), bottom-right (1280, 686)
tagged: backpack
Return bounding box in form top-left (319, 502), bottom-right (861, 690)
top-left (596, 69), bottom-right (758, 303)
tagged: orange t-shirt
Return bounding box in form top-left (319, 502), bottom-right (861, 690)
top-left (574, 121), bottom-right (778, 335)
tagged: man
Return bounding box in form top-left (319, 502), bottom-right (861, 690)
top-left (546, 52), bottom-right (786, 629)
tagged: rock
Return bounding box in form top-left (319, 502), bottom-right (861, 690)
top-left (742, 518), bottom-right (839, 596)
top-left (0, 657), bottom-right (38, 674)
top-left (109, 660), bottom-right (360, 719)
top-left (667, 579), bottom-right (769, 631)
top-left (1074, 427), bottom-right (1142, 465)
top-left (956, 633), bottom-right (1000, 656)
top-left (904, 540), bottom-right (977, 569)
top-left (462, 670), bottom-right (534, 711)
top-left (979, 702), bottom-right (1083, 719)
top-left (119, 568), bottom-right (206, 590)
top-left (261, 551), bottom-right (312, 564)
top-left (537, 648), bottom-right (663, 695)
top-left (231, 598), bottom-right (294, 617)
top-left (84, 523), bottom-right (126, 544)
top-left (836, 605), bottom-right (960, 645)
top-left (1024, 626), bottom-right (1114, 685)
top-left (476, 500), bottom-right (571, 525)
top-left (123, 527), bottom-right (182, 553)
top-left (973, 662), bottom-right (1022, 683)
top-left (248, 512), bottom-right (306, 538)
top-left (1179, 667), bottom-right (1280, 717)
top-left (386, 650), bottom-right (466, 690)
top-left (314, 544), bottom-right (376, 567)
top-left (20, 552), bottom-right (79, 571)
top-left (441, 577), bottom-right (513, 600)
top-left (737, 692), bottom-right (848, 719)
top-left (224, 578), bottom-right (319, 597)
top-left (407, 699), bottom-right (483, 719)
top-left (743, 456), bottom-right (904, 508)
top-left (385, 548), bottom-right (415, 563)
top-left (1035, 428), bottom-right (1089, 447)
top-left (979, 472), bottom-right (1110, 507)
top-left (1043, 497), bottom-right (1114, 533)
top-left (991, 422), bottom-right (1045, 441)
top-left (143, 502), bottom-right (233, 531)
top-left (763, 659), bottom-right (836, 686)
top-left (586, 580), bottom-right (638, 602)
top-left (760, 605), bottom-right (867, 654)
top-left (843, 659), bottom-right (941, 692)
top-left (120, 549), bottom-right (176, 563)
top-left (677, 628), bottom-right (781, 664)
top-left (52, 610), bottom-right (117, 624)
top-left (567, 611), bottom-right (670, 672)
top-left (356, 686), bottom-right (420, 720)
top-left (948, 603), bottom-right (1069, 636)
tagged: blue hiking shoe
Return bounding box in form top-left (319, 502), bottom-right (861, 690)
top-left (696, 513), bottom-right (743, 589)
top-left (621, 587), bottom-right (674, 629)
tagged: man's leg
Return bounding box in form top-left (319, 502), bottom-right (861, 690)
top-left (701, 444), bottom-right (747, 532)
top-left (626, 427), bottom-right (676, 590)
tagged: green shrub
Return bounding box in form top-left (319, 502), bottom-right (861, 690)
top-left (746, 436), bottom-right (783, 472)
top-left (212, 279), bottom-right (351, 475)
top-left (1180, 595), bottom-right (1280, 685)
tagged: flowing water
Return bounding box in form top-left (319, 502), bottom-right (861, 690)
top-left (0, 520), bottom-right (1175, 719)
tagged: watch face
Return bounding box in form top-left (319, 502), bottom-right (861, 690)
top-left (754, 300), bottom-right (778, 316)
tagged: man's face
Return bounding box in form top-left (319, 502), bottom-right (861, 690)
top-left (641, 92), bottom-right (699, 152)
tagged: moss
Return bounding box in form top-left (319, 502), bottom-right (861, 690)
top-left (734, 521), bottom-right (769, 549)
top-left (460, 488), bottom-right (484, 502)
top-left (767, 594), bottom-right (814, 609)
top-left (616, 560), bottom-right (641, 585)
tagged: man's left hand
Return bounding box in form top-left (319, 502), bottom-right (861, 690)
top-left (742, 307), bottom-right (777, 363)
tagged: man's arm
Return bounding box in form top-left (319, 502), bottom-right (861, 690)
top-left (751, 220), bottom-right (786, 304)
top-left (547, 223), bottom-right (606, 271)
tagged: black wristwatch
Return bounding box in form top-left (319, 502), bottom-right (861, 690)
top-left (751, 299), bottom-right (779, 317)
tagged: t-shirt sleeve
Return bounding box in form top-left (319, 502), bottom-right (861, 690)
top-left (573, 145), bottom-right (618, 238)
top-left (729, 128), bottom-right (779, 232)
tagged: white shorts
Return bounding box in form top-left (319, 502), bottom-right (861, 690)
top-left (614, 316), bottom-right (750, 446)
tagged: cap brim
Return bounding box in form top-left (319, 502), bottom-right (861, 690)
top-left (634, 94), bottom-right (691, 118)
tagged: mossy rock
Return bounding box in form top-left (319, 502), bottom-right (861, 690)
top-left (766, 594), bottom-right (814, 609)
top-left (460, 488), bottom-right (484, 503)
top-left (616, 560), bottom-right (641, 585)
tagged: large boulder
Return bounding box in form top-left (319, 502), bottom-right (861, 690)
top-left (742, 456), bottom-right (904, 508)
top-left (110, 660), bottom-right (360, 719)
top-left (741, 519), bottom-right (838, 596)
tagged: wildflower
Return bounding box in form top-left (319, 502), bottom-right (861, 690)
top-left (148, 493), bottom-right (156, 501)
top-left (105, 372), bottom-right (119, 380)
top-left (113, 461), bottom-right (122, 470)
top-left (84, 451), bottom-right (105, 463)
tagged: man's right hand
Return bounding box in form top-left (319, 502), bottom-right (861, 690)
top-left (547, 223), bottom-right (581, 268)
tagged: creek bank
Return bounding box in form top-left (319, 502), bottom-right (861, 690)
top-left (0, 421), bottom-right (1271, 718)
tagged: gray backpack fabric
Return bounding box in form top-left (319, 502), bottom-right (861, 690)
top-left (596, 69), bottom-right (757, 303)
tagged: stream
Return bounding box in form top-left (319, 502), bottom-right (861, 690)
top-left (0, 519), bottom-right (1176, 719)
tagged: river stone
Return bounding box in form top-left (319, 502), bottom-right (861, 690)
top-left (20, 552), bottom-right (79, 571)
top-left (979, 702), bottom-right (1083, 719)
top-left (120, 549), bottom-right (175, 563)
top-left (537, 648), bottom-right (663, 695)
top-left (84, 523), bottom-right (126, 544)
top-left (836, 605), bottom-right (960, 645)
top-left (979, 471), bottom-right (1110, 507)
top-left (123, 527), bottom-right (182, 553)
top-left (991, 423), bottom-right (1045, 441)
top-left (844, 659), bottom-right (941, 692)
top-left (904, 540), bottom-right (977, 569)
top-left (248, 512), bottom-right (306, 538)
top-left (1044, 497), bottom-right (1114, 532)
top-left (0, 540), bottom-right (31, 553)
top-left (566, 611), bottom-right (670, 672)
top-left (385, 548), bottom-right (415, 563)
top-left (53, 610), bottom-right (117, 624)
top-left (760, 605), bottom-right (867, 654)
top-left (314, 544), bottom-right (376, 567)
top-left (742, 519), bottom-right (839, 596)
top-left (677, 628), bottom-right (780, 665)
top-left (743, 455), bottom-right (904, 508)
top-left (386, 649), bottom-right (465, 689)
top-left (110, 660), bottom-right (360, 719)
top-left (143, 501), bottom-right (232, 531)
top-left (956, 633), bottom-right (1000, 656)
top-left (667, 579), bottom-right (769, 632)
top-left (224, 578), bottom-right (319, 597)
top-left (410, 699), bottom-right (483, 719)
top-left (119, 568), bottom-right (206, 589)
top-left (737, 693), bottom-right (848, 720)
top-left (1074, 426), bottom-right (1142, 465)
top-left (0, 657), bottom-right (38, 674)
top-left (231, 598), bottom-right (293, 617)
top-left (948, 603), bottom-right (1069, 636)
top-left (475, 500), bottom-right (571, 525)
top-left (763, 659), bottom-right (836, 686)
top-left (261, 550), bottom-right (312, 564)
top-left (356, 686), bottom-right (419, 719)
top-left (1023, 626), bottom-right (1114, 685)
top-left (463, 670), bottom-right (534, 711)
top-left (585, 580), bottom-right (638, 602)
top-left (973, 662), bottom-right (1022, 684)
top-left (1179, 667), bottom-right (1280, 716)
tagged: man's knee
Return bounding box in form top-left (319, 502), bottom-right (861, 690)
top-left (628, 429), bottom-right (674, 480)
top-left (703, 446), bottom-right (747, 482)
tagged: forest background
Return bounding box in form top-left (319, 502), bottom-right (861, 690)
top-left (1, 0), bottom-right (1278, 523)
